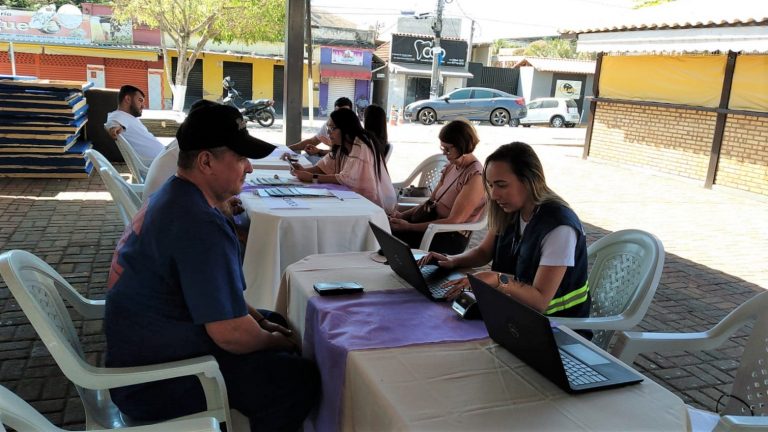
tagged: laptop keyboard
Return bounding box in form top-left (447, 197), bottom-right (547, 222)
top-left (421, 265), bottom-right (452, 298)
top-left (559, 349), bottom-right (608, 386)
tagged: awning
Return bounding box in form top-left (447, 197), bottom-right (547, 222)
top-left (42, 45), bottom-right (158, 61)
top-left (390, 62), bottom-right (474, 79)
top-left (0, 43), bottom-right (43, 54)
top-left (320, 64), bottom-right (371, 80)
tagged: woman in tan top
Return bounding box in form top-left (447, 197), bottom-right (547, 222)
top-left (389, 120), bottom-right (486, 254)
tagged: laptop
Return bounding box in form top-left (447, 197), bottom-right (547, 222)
top-left (468, 275), bottom-right (643, 393)
top-left (369, 222), bottom-right (464, 301)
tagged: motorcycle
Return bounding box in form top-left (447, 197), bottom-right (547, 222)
top-left (222, 77), bottom-right (276, 128)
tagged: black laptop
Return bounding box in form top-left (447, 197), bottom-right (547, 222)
top-left (369, 222), bottom-right (463, 301)
top-left (468, 275), bottom-right (643, 393)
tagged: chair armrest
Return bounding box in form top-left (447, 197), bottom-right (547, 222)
top-left (54, 282), bottom-right (105, 320)
top-left (128, 183), bottom-right (144, 194)
top-left (398, 196), bottom-right (428, 205)
top-left (611, 330), bottom-right (715, 364)
top-left (123, 417), bottom-right (221, 432)
top-left (715, 416), bottom-right (768, 431)
top-left (396, 202), bottom-right (420, 212)
top-left (75, 355), bottom-right (231, 427)
top-left (419, 219), bottom-right (487, 251)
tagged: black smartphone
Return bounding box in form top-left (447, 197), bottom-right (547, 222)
top-left (313, 281), bottom-right (364, 296)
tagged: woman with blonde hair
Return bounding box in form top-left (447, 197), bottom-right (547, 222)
top-left (419, 142), bottom-right (590, 320)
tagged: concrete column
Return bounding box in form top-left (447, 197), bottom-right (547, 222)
top-left (284, 0), bottom-right (306, 145)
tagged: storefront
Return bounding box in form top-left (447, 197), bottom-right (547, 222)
top-left (318, 47), bottom-right (372, 115)
top-left (386, 34), bottom-right (472, 112)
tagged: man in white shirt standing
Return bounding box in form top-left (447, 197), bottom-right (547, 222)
top-left (106, 85), bottom-right (164, 166)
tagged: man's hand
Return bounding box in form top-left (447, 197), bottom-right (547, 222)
top-left (260, 319), bottom-right (301, 353)
top-left (389, 217), bottom-right (413, 231)
top-left (108, 126), bottom-right (125, 140)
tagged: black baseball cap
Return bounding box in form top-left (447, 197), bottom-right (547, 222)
top-left (176, 104), bottom-right (275, 159)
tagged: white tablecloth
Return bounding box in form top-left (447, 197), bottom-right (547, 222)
top-left (250, 146), bottom-right (311, 170)
top-left (241, 174), bottom-right (389, 308)
top-left (277, 253), bottom-right (690, 431)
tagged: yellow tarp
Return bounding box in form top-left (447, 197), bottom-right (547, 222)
top-left (730, 55), bottom-right (768, 112)
top-left (600, 55), bottom-right (726, 108)
top-left (0, 42), bottom-right (43, 54)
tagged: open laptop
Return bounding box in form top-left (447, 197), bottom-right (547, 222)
top-left (369, 222), bottom-right (463, 301)
top-left (468, 275), bottom-right (643, 393)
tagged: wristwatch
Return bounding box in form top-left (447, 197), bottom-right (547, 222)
top-left (312, 174), bottom-right (319, 184)
top-left (497, 273), bottom-right (511, 291)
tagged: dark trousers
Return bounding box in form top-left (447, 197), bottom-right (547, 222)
top-left (113, 311), bottom-right (320, 432)
top-left (393, 229), bottom-right (472, 255)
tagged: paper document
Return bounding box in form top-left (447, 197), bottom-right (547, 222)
top-left (261, 197), bottom-right (310, 209)
top-left (249, 176), bottom-right (300, 186)
top-left (255, 187), bottom-right (333, 198)
top-left (330, 190), bottom-right (361, 200)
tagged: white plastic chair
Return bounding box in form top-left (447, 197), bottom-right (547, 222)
top-left (85, 150), bottom-right (143, 227)
top-left (553, 229), bottom-right (665, 350)
top-left (104, 123), bottom-right (150, 184)
top-left (393, 154), bottom-right (448, 206)
top-left (611, 291), bottom-right (768, 432)
top-left (0, 385), bottom-right (221, 432)
top-left (419, 213), bottom-right (487, 252)
top-left (0, 250), bottom-right (243, 431)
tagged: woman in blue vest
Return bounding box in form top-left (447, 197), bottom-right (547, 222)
top-left (420, 142), bottom-right (590, 319)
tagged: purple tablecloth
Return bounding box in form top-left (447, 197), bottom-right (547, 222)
top-left (304, 289), bottom-right (489, 432)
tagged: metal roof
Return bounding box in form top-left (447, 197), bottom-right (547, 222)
top-left (507, 57), bottom-right (596, 75)
top-left (561, 0), bottom-right (768, 34)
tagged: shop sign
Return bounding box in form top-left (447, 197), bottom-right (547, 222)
top-left (554, 79), bottom-right (583, 99)
top-left (391, 34), bottom-right (467, 67)
top-left (331, 48), bottom-right (364, 66)
top-left (0, 4), bottom-right (132, 44)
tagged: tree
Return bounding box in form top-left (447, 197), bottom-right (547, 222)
top-left (112, 0), bottom-right (285, 111)
top-left (523, 38), bottom-right (596, 60)
top-left (2, 0), bottom-right (104, 7)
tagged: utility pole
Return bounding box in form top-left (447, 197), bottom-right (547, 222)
top-left (429, 0), bottom-right (444, 98)
top-left (465, 19), bottom-right (474, 72)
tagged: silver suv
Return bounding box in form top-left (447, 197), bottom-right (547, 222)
top-left (519, 97), bottom-right (580, 128)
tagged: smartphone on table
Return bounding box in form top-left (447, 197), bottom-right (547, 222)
top-left (313, 281), bottom-right (364, 296)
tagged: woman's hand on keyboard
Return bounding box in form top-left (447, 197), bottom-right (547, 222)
top-left (418, 252), bottom-right (453, 268)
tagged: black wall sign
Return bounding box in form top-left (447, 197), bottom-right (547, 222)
top-left (391, 34), bottom-right (467, 67)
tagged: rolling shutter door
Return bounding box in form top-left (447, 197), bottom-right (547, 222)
top-left (327, 78), bottom-right (355, 110)
top-left (223, 62), bottom-right (253, 101)
top-left (273, 65), bottom-right (284, 114)
top-left (105, 59), bottom-right (148, 95)
top-left (171, 58), bottom-right (204, 110)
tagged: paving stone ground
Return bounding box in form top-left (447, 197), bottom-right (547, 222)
top-left (0, 139), bottom-right (765, 428)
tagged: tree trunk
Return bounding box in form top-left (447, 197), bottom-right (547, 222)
top-left (171, 85), bottom-right (187, 111)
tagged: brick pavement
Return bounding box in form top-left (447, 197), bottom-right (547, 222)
top-left (0, 147), bottom-right (766, 428)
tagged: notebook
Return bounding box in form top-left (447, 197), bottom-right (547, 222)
top-left (369, 222), bottom-right (463, 301)
top-left (468, 275), bottom-right (644, 393)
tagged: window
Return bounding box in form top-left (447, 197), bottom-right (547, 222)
top-left (471, 89), bottom-right (495, 99)
top-left (527, 101), bottom-right (542, 109)
top-left (565, 99), bottom-right (578, 108)
top-left (542, 100), bottom-right (559, 109)
top-left (449, 89), bottom-right (471, 99)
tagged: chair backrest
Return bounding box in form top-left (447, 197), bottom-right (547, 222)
top-left (106, 126), bottom-right (149, 184)
top-left (85, 149), bottom-right (141, 226)
top-left (0, 250), bottom-right (119, 428)
top-left (725, 301), bottom-right (768, 416)
top-left (586, 229), bottom-right (665, 348)
top-left (394, 154), bottom-right (448, 191)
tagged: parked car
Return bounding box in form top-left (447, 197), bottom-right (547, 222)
top-left (518, 97), bottom-right (580, 128)
top-left (403, 87), bottom-right (527, 127)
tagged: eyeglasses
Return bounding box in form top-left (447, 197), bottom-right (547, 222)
top-left (327, 125), bottom-right (338, 132)
top-left (440, 144), bottom-right (455, 153)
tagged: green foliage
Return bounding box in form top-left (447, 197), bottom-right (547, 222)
top-left (633, 0), bottom-right (676, 8)
top-left (523, 38), bottom-right (595, 60)
top-left (0, 0), bottom-right (108, 8)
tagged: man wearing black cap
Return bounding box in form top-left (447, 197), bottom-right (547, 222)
top-left (104, 104), bottom-right (320, 430)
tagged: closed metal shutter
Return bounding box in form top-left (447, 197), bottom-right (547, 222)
top-left (327, 78), bottom-right (355, 111)
top-left (105, 58), bottom-right (148, 97)
top-left (38, 54), bottom-right (88, 81)
top-left (171, 58), bottom-right (204, 110)
top-left (223, 61), bottom-right (253, 101)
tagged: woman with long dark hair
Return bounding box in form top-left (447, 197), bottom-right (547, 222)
top-left (419, 142), bottom-right (590, 320)
top-left (363, 104), bottom-right (390, 160)
top-left (291, 108), bottom-right (396, 213)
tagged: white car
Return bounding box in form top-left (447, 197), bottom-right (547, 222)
top-left (518, 97), bottom-right (580, 128)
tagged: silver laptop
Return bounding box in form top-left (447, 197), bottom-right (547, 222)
top-left (468, 275), bottom-right (643, 393)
